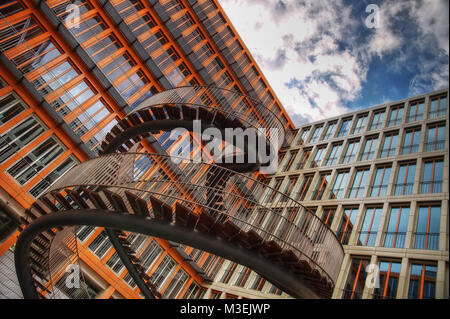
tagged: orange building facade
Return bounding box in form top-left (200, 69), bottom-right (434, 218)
top-left (0, 0), bottom-right (297, 299)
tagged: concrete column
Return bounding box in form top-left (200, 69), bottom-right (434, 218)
top-left (404, 201), bottom-right (418, 249)
top-left (330, 204), bottom-right (344, 233)
top-left (362, 254), bottom-right (378, 299)
top-left (438, 199), bottom-right (448, 252)
top-left (364, 162), bottom-right (376, 198)
top-left (435, 260), bottom-right (446, 299)
top-left (332, 253), bottom-right (351, 299)
top-left (396, 257), bottom-right (410, 298)
top-left (412, 157), bottom-right (423, 195)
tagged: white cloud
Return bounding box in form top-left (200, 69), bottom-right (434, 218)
top-left (219, 0), bottom-right (448, 126)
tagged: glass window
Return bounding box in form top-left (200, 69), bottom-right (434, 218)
top-left (0, 92), bottom-right (27, 125)
top-left (149, 255), bottom-right (176, 290)
top-left (310, 145), bottom-right (326, 168)
top-left (353, 114), bottom-right (368, 134)
top-left (349, 168), bottom-right (369, 198)
top-left (426, 123), bottom-right (446, 152)
top-left (251, 274), bottom-right (267, 291)
top-left (183, 282), bottom-right (206, 299)
top-left (33, 61), bottom-right (78, 95)
top-left (7, 137), bottom-right (64, 185)
top-left (294, 148), bottom-right (311, 170)
top-left (337, 207), bottom-right (359, 245)
top-left (0, 17), bottom-right (44, 52)
top-left (280, 150), bottom-right (298, 172)
top-left (265, 177), bottom-right (284, 203)
top-left (322, 207), bottom-right (336, 227)
top-left (374, 261), bottom-right (401, 299)
top-left (77, 225), bottom-right (94, 241)
top-left (394, 162), bottom-right (416, 196)
top-left (296, 174), bottom-right (314, 201)
top-left (379, 132), bottom-right (398, 158)
top-left (106, 252), bottom-right (125, 274)
top-left (342, 257), bottom-right (369, 299)
top-left (358, 207), bottom-right (382, 246)
top-left (71, 16), bottom-right (107, 43)
top-left (408, 263), bottom-right (437, 299)
top-left (414, 205), bottom-right (440, 250)
top-left (369, 110), bottom-right (385, 130)
top-left (402, 127), bottom-right (421, 155)
top-left (421, 159), bottom-right (443, 194)
top-left (384, 206), bottom-right (409, 248)
top-left (221, 262), bottom-right (237, 284)
top-left (162, 269), bottom-right (188, 299)
top-left (370, 165), bottom-right (391, 197)
top-left (234, 267), bottom-right (251, 288)
top-left (325, 143), bottom-right (343, 166)
top-left (330, 170), bottom-right (349, 199)
top-left (311, 172), bottom-right (331, 201)
top-left (323, 121), bottom-right (337, 140)
top-left (387, 105), bottom-right (404, 127)
top-left (309, 125), bottom-right (323, 143)
top-left (360, 135), bottom-right (379, 161)
top-left (337, 118), bottom-right (352, 137)
top-left (0, 116), bottom-right (46, 163)
top-left (0, 1), bottom-right (24, 18)
top-left (29, 156), bottom-right (77, 198)
top-left (407, 100), bottom-right (424, 123)
top-left (279, 175), bottom-right (298, 202)
top-left (88, 230), bottom-right (111, 258)
top-left (87, 35), bottom-right (122, 64)
top-left (295, 127), bottom-right (310, 145)
top-left (429, 95), bottom-right (447, 119)
top-left (342, 139), bottom-right (360, 164)
top-left (12, 40), bottom-right (62, 74)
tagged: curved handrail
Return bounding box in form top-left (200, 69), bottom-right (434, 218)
top-left (131, 86), bottom-right (287, 147)
top-left (43, 152), bottom-right (344, 284)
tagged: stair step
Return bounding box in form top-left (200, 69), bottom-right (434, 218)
top-left (65, 189), bottom-right (89, 210)
top-left (151, 106), bottom-right (166, 120)
top-left (39, 196), bottom-right (59, 212)
top-left (125, 191), bottom-right (150, 217)
top-left (150, 196), bottom-right (173, 222)
top-left (196, 212), bottom-right (215, 233)
top-left (51, 192), bottom-right (73, 210)
top-left (103, 189), bottom-right (129, 213)
top-left (83, 188), bottom-right (108, 210)
top-left (174, 203), bottom-right (198, 228)
top-left (218, 221), bottom-right (240, 240)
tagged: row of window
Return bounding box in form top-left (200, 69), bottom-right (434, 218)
top-left (268, 157), bottom-right (444, 204)
top-left (281, 121), bottom-right (446, 172)
top-left (0, 9), bottom-right (119, 152)
top-left (325, 204), bottom-right (442, 250)
top-left (77, 226), bottom-right (196, 299)
top-left (294, 93), bottom-right (447, 146)
top-left (220, 262), bottom-right (283, 296)
top-left (0, 92), bottom-right (78, 197)
top-left (344, 257), bottom-right (439, 299)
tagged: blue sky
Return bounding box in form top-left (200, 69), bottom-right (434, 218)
top-left (219, 0), bottom-right (449, 126)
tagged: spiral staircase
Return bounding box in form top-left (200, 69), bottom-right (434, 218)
top-left (14, 86), bottom-right (344, 299)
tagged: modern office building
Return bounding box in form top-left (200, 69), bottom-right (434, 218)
top-left (0, 0), bottom-right (448, 300)
top-left (254, 89), bottom-right (449, 299)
